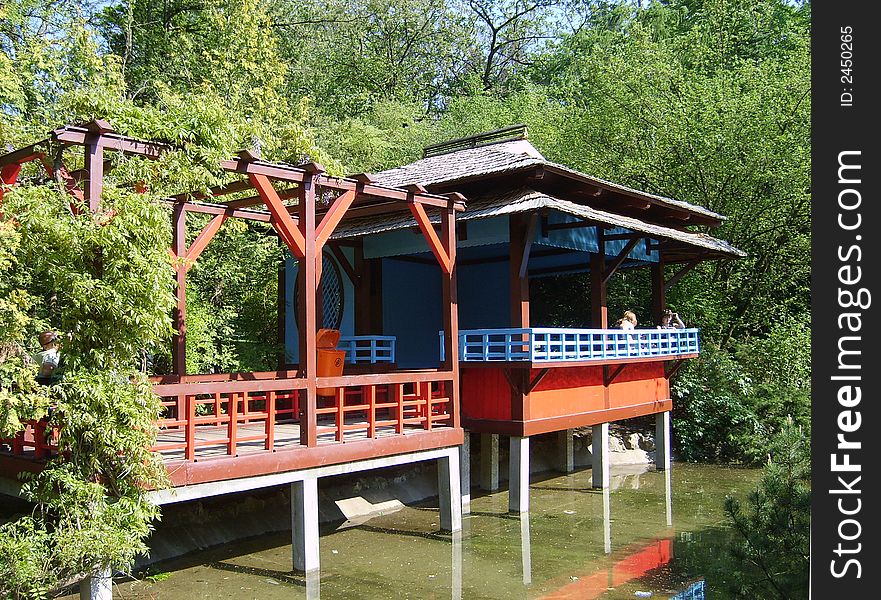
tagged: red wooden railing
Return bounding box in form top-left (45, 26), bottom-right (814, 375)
top-left (0, 371), bottom-right (455, 462)
top-left (149, 371), bottom-right (455, 460)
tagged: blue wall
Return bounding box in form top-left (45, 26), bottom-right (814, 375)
top-left (381, 258), bottom-right (442, 368)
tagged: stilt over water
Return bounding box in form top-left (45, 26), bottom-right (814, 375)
top-left (292, 475), bottom-right (320, 573)
top-left (460, 433), bottom-right (471, 515)
top-left (79, 568), bottom-right (112, 600)
top-left (592, 423), bottom-right (610, 489)
top-left (438, 448), bottom-right (463, 532)
top-left (655, 411), bottom-right (671, 471)
top-left (479, 433), bottom-right (499, 491)
top-left (557, 429), bottom-right (575, 473)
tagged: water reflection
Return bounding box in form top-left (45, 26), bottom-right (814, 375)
top-left (83, 464), bottom-right (760, 600)
top-left (519, 512), bottom-right (532, 585)
top-left (305, 569), bottom-right (320, 600)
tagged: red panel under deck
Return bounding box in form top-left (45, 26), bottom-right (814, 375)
top-left (461, 367), bottom-right (512, 421)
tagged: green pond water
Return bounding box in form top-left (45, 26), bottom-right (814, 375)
top-left (63, 463), bottom-right (761, 599)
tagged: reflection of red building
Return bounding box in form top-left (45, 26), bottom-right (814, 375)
top-left (540, 538), bottom-right (674, 600)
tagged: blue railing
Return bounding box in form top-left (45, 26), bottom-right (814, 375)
top-left (440, 328), bottom-right (699, 363)
top-left (339, 336), bottom-right (396, 364)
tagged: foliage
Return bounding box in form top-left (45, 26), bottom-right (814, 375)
top-left (672, 317), bottom-right (810, 464)
top-left (724, 422), bottom-right (810, 599)
top-left (0, 182), bottom-right (172, 597)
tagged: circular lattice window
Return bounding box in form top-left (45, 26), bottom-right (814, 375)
top-left (294, 253), bottom-right (344, 330)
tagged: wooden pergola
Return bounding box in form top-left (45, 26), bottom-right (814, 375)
top-left (1, 121), bottom-right (468, 485)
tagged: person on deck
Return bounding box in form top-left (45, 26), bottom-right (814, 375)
top-left (35, 331), bottom-right (62, 386)
top-left (615, 311), bottom-right (638, 330)
top-left (658, 309), bottom-right (685, 329)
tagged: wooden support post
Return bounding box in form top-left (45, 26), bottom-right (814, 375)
top-left (438, 450), bottom-right (463, 532)
top-left (655, 411), bottom-right (671, 471)
top-left (590, 228), bottom-right (608, 328)
top-left (592, 423), bottom-right (610, 489)
top-left (277, 246), bottom-right (287, 369)
top-left (299, 178), bottom-right (318, 447)
top-left (509, 215), bottom-right (530, 328)
top-left (651, 257), bottom-right (666, 326)
top-left (291, 476), bottom-right (320, 573)
top-left (441, 209), bottom-right (460, 427)
top-left (480, 433), bottom-right (500, 491)
top-left (508, 436), bottom-right (530, 514)
top-left (556, 429), bottom-right (575, 473)
top-left (83, 139), bottom-right (103, 212)
top-left (172, 204), bottom-right (187, 375)
top-left (79, 568), bottom-right (112, 600)
top-left (460, 432), bottom-right (471, 514)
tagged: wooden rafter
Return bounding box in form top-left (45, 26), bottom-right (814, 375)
top-left (524, 368), bottom-right (549, 395)
top-left (249, 173), bottom-right (305, 258)
top-left (315, 189), bottom-right (356, 252)
top-left (602, 237), bottom-right (641, 285)
top-left (604, 364), bottom-right (626, 386)
top-left (519, 213), bottom-right (538, 279)
top-left (665, 359), bottom-right (686, 379)
top-left (169, 214), bottom-right (228, 272)
top-left (409, 202), bottom-right (452, 273)
top-left (329, 243), bottom-right (357, 284)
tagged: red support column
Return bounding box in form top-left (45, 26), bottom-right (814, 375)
top-left (591, 228), bottom-right (608, 328)
top-left (172, 204), bottom-right (187, 375)
top-left (299, 176), bottom-right (318, 447)
top-left (83, 139), bottom-right (104, 213)
top-left (651, 256), bottom-right (666, 326)
top-left (441, 208), bottom-right (460, 429)
top-left (509, 215), bottom-right (531, 328)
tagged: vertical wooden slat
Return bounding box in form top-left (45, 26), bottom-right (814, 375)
top-left (336, 387), bottom-right (345, 442)
top-left (228, 393), bottom-right (239, 456)
top-left (185, 395), bottom-right (195, 461)
top-left (84, 138), bottom-right (103, 212)
top-left (368, 385), bottom-right (377, 438)
top-left (214, 392), bottom-right (221, 425)
top-left (395, 384), bottom-right (404, 434)
top-left (265, 390), bottom-right (276, 450)
top-left (172, 205), bottom-right (187, 375)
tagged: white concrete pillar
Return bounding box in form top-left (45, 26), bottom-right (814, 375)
top-left (460, 432), bottom-right (471, 515)
top-left (592, 423), bottom-right (610, 489)
top-left (556, 428), bottom-right (575, 473)
top-left (438, 449), bottom-right (463, 532)
top-left (519, 512), bottom-right (532, 585)
top-left (292, 475), bottom-right (320, 573)
top-left (508, 436), bottom-right (530, 513)
top-left (655, 411), bottom-right (671, 471)
top-left (479, 433), bottom-right (499, 491)
top-left (80, 568), bottom-right (112, 600)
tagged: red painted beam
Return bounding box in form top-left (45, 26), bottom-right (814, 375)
top-left (182, 214), bottom-right (227, 272)
top-left (315, 189), bottom-right (356, 251)
top-left (409, 202), bottom-right (452, 273)
top-left (249, 173), bottom-right (306, 258)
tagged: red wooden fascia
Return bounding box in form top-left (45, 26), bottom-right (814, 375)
top-left (249, 173), bottom-right (306, 258)
top-left (315, 189), bottom-right (356, 253)
top-left (409, 202), bottom-right (452, 273)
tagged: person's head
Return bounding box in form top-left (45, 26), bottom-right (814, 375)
top-left (661, 309), bottom-right (673, 325)
top-left (39, 331), bottom-right (58, 349)
top-left (622, 310), bottom-right (637, 325)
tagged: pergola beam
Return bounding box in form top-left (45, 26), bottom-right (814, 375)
top-left (409, 202), bottom-right (452, 273)
top-left (50, 126), bottom-right (169, 159)
top-left (249, 173), bottom-right (306, 258)
top-left (602, 237), bottom-right (641, 286)
top-left (161, 199), bottom-right (273, 222)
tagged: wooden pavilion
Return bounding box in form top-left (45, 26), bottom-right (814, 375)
top-left (315, 125), bottom-right (743, 512)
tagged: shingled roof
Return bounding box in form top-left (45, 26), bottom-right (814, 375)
top-left (332, 188), bottom-right (744, 261)
top-left (372, 139), bottom-right (724, 223)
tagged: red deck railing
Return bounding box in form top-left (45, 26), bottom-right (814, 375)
top-left (1, 371), bottom-right (455, 464)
